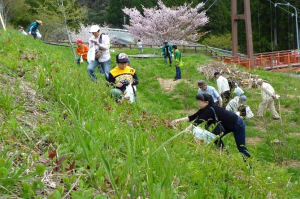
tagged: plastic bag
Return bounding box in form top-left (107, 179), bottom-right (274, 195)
top-left (80, 55), bottom-right (83, 63)
top-left (233, 86), bottom-right (244, 96)
top-left (124, 85), bottom-right (135, 103)
top-left (245, 106), bottom-right (254, 118)
top-left (36, 32), bottom-right (42, 39)
top-left (87, 47), bottom-right (95, 63)
top-left (190, 126), bottom-right (216, 144)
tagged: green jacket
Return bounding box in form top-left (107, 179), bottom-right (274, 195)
top-left (174, 49), bottom-right (183, 67)
top-left (161, 44), bottom-right (173, 58)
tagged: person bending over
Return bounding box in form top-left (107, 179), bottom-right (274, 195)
top-left (172, 93), bottom-right (250, 159)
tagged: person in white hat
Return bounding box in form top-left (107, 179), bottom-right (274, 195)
top-left (256, 79), bottom-right (280, 120)
top-left (87, 25), bottom-right (111, 81)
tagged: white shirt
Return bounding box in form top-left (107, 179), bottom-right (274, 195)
top-left (226, 96), bottom-right (242, 113)
top-left (216, 76), bottom-right (230, 94)
top-left (89, 34), bottom-right (111, 62)
top-left (137, 42), bottom-right (142, 48)
top-left (260, 82), bottom-right (275, 101)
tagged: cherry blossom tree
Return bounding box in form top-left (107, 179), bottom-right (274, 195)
top-left (122, 0), bottom-right (209, 45)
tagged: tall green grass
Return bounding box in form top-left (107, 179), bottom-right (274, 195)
top-left (0, 29), bottom-right (300, 198)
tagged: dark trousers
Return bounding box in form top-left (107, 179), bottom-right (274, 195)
top-left (164, 54), bottom-right (172, 65)
top-left (31, 32), bottom-right (37, 39)
top-left (214, 117), bottom-right (250, 158)
top-left (175, 66), bottom-right (181, 79)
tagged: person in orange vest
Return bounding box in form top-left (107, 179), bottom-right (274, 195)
top-left (76, 40), bottom-right (89, 66)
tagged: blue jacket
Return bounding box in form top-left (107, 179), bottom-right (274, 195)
top-left (27, 22), bottom-right (39, 34)
top-left (161, 44), bottom-right (173, 58)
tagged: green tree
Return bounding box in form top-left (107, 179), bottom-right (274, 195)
top-left (34, 0), bottom-right (88, 41)
top-left (0, 0), bottom-right (31, 27)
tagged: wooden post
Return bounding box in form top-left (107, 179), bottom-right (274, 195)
top-left (231, 0), bottom-right (254, 69)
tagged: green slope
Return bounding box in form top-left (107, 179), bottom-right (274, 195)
top-left (0, 29), bottom-right (300, 198)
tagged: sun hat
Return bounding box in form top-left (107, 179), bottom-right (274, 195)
top-left (240, 95), bottom-right (247, 103)
top-left (76, 40), bottom-right (83, 44)
top-left (36, 20), bottom-right (43, 26)
top-left (198, 80), bottom-right (207, 87)
top-left (116, 53), bottom-right (129, 63)
top-left (89, 25), bottom-right (100, 33)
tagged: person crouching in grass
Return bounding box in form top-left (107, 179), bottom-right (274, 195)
top-left (107, 53), bottom-right (139, 102)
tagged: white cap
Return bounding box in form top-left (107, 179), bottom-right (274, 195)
top-left (256, 78), bottom-right (263, 83)
top-left (89, 25), bottom-right (100, 33)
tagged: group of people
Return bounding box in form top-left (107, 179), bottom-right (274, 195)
top-left (75, 26), bottom-right (185, 100)
top-left (75, 25), bottom-right (138, 101)
top-left (161, 41), bottom-right (183, 81)
top-left (18, 20), bottom-right (43, 39)
top-left (75, 28), bottom-right (282, 160)
top-left (172, 72), bottom-right (281, 160)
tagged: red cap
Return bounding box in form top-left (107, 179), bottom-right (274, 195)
top-left (76, 40), bottom-right (83, 44)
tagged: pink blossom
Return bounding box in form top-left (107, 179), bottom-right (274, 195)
top-left (122, 0), bottom-right (209, 45)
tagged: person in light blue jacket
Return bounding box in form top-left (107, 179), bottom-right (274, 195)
top-left (27, 20), bottom-right (43, 39)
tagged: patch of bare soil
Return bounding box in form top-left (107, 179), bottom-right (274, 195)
top-left (282, 160), bottom-right (300, 168)
top-left (0, 74), bottom-right (48, 130)
top-left (288, 132), bottom-right (300, 137)
top-left (157, 77), bottom-right (188, 93)
top-left (247, 137), bottom-right (263, 146)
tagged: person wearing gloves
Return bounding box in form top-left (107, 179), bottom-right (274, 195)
top-left (87, 25), bottom-right (111, 81)
top-left (226, 95), bottom-right (250, 120)
top-left (107, 53), bottom-right (139, 101)
top-left (27, 20), bottom-right (43, 39)
top-left (256, 79), bottom-right (280, 120)
top-left (75, 40), bottom-right (89, 66)
top-left (172, 93), bottom-right (251, 159)
top-left (214, 72), bottom-right (231, 107)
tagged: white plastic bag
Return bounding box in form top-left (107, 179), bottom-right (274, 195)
top-left (80, 55), bottom-right (83, 63)
top-left (190, 126), bottom-right (216, 144)
top-left (36, 32), bottom-right (42, 39)
top-left (233, 86), bottom-right (244, 96)
top-left (124, 85), bottom-right (135, 103)
top-left (245, 106), bottom-right (254, 118)
top-left (87, 47), bottom-right (95, 63)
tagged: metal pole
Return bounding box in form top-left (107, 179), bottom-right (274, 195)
top-left (293, 6), bottom-right (299, 49)
top-left (275, 3), bottom-right (299, 49)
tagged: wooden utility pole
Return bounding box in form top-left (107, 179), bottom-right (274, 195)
top-left (231, 0), bottom-right (254, 69)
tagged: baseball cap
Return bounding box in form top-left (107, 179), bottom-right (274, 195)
top-left (214, 72), bottom-right (220, 77)
top-left (240, 95), bottom-right (247, 103)
top-left (89, 25), bottom-right (100, 33)
top-left (116, 53), bottom-right (129, 63)
top-left (76, 40), bottom-right (83, 44)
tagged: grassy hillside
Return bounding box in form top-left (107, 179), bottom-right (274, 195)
top-left (0, 29), bottom-right (300, 198)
